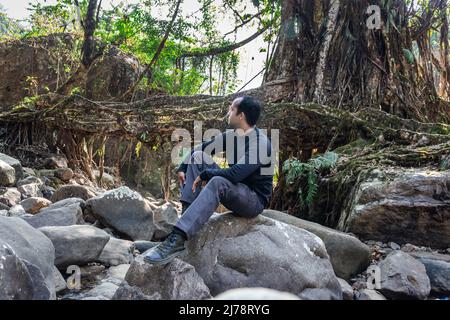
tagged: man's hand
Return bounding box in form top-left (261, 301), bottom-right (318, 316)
top-left (177, 171), bottom-right (186, 187)
top-left (192, 176), bottom-right (207, 193)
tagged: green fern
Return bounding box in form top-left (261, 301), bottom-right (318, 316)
top-left (283, 152), bottom-right (338, 209)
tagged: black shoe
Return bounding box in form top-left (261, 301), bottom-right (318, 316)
top-left (143, 231), bottom-right (186, 265)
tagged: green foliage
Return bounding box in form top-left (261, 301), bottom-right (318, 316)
top-left (0, 4), bottom-right (24, 39)
top-left (2, 0), bottom-right (281, 96)
top-left (283, 152), bottom-right (339, 209)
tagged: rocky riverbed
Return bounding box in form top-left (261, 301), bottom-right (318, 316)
top-left (0, 151), bottom-right (448, 300)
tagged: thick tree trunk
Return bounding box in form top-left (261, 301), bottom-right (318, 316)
top-left (264, 0), bottom-right (449, 122)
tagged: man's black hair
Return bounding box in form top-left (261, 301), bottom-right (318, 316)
top-left (236, 96), bottom-right (261, 126)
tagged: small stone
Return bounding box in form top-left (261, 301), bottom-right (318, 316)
top-left (43, 155), bottom-right (68, 169)
top-left (54, 168), bottom-right (74, 182)
top-left (8, 204), bottom-right (26, 217)
top-left (355, 289), bottom-right (386, 300)
top-left (107, 264), bottom-right (130, 283)
top-left (17, 176), bottom-right (42, 187)
top-left (0, 159), bottom-right (16, 186)
top-left (338, 278), bottom-right (354, 300)
top-left (19, 197), bottom-right (52, 214)
top-left (388, 242), bottom-right (401, 250)
top-left (17, 183), bottom-right (43, 199)
top-left (0, 187), bottom-right (21, 207)
top-left (401, 243), bottom-right (419, 252)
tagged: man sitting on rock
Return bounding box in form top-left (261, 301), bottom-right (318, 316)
top-left (144, 96), bottom-right (275, 265)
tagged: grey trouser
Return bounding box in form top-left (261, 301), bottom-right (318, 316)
top-left (176, 151), bottom-right (265, 239)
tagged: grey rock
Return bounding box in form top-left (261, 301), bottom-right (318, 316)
top-left (182, 214), bottom-right (342, 299)
top-left (86, 187), bottom-right (158, 241)
top-left (22, 167), bottom-right (36, 177)
top-left (388, 242), bottom-right (401, 250)
top-left (0, 216), bottom-right (56, 299)
top-left (0, 240), bottom-right (34, 299)
top-left (0, 153), bottom-right (23, 182)
top-left (17, 176), bottom-right (42, 187)
top-left (54, 168), bottom-right (74, 182)
top-left (18, 183), bottom-right (43, 199)
top-left (51, 184), bottom-right (97, 202)
top-left (22, 202), bottom-right (84, 228)
top-left (298, 288), bottom-right (341, 300)
top-left (39, 185), bottom-right (56, 200)
top-left (112, 281), bottom-right (161, 300)
top-left (0, 187), bottom-right (21, 207)
top-left (97, 237), bottom-right (134, 266)
top-left (133, 240), bottom-right (160, 253)
top-left (86, 281), bottom-right (119, 300)
top-left (53, 266), bottom-right (67, 293)
top-left (0, 209), bottom-right (7, 216)
top-left (7, 204), bottom-right (26, 217)
top-left (379, 251), bottom-right (431, 300)
top-left (93, 170), bottom-right (115, 189)
top-left (0, 159), bottom-right (15, 186)
top-left (116, 255), bottom-right (211, 300)
top-left (355, 289), bottom-right (387, 300)
top-left (152, 202), bottom-right (179, 240)
top-left (409, 252), bottom-right (450, 295)
top-left (43, 155), bottom-right (68, 169)
top-left (0, 202), bottom-right (9, 211)
top-left (41, 197), bottom-right (85, 212)
top-left (19, 197), bottom-right (52, 214)
top-left (214, 288), bottom-right (300, 300)
top-left (338, 168), bottom-right (450, 249)
top-left (338, 278), bottom-right (354, 300)
top-left (39, 225), bottom-right (110, 268)
top-left (262, 209), bottom-right (371, 280)
top-left (107, 264), bottom-right (130, 283)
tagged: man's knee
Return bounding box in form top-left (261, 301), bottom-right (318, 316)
top-left (207, 176), bottom-right (231, 189)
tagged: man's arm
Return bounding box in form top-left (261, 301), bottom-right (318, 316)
top-left (199, 137), bottom-right (271, 184)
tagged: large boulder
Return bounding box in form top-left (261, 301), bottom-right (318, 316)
top-left (0, 153), bottom-right (23, 182)
top-left (0, 240), bottom-right (34, 299)
top-left (262, 209), bottom-right (371, 280)
top-left (0, 216), bottom-right (56, 299)
top-left (182, 213), bottom-right (342, 299)
top-left (86, 187), bottom-right (158, 241)
top-left (0, 187), bottom-right (21, 207)
top-left (337, 168), bottom-right (450, 249)
top-left (39, 225), bottom-right (110, 268)
top-left (21, 200), bottom-right (84, 228)
top-left (214, 288), bottom-right (300, 300)
top-left (410, 252), bottom-right (450, 296)
top-left (51, 185), bottom-right (97, 202)
top-left (379, 251), bottom-right (431, 300)
top-left (97, 237), bottom-right (134, 266)
top-left (113, 256), bottom-right (211, 300)
top-left (0, 160), bottom-right (15, 186)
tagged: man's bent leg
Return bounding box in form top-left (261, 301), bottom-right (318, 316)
top-left (180, 151), bottom-right (220, 206)
top-left (176, 176), bottom-right (265, 239)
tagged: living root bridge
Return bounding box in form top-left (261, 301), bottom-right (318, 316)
top-left (0, 90), bottom-right (448, 167)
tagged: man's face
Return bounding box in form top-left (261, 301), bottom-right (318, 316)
top-left (227, 98), bottom-right (244, 128)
